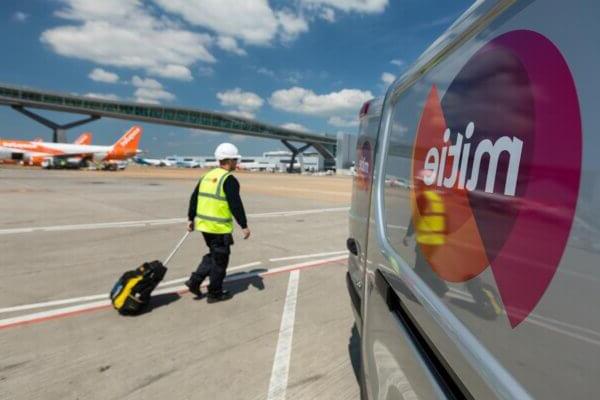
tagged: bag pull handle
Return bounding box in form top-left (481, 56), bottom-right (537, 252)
top-left (163, 231), bottom-right (190, 266)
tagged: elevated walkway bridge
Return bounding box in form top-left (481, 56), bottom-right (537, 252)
top-left (0, 84), bottom-right (336, 169)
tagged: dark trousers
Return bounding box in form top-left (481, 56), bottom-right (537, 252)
top-left (414, 245), bottom-right (449, 297)
top-left (190, 232), bottom-right (233, 294)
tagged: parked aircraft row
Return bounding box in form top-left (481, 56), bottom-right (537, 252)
top-left (0, 126), bottom-right (143, 168)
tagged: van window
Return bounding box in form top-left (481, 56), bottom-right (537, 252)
top-left (382, 90), bottom-right (426, 253)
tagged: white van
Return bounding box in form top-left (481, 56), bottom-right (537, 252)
top-left (347, 1), bottom-right (600, 398)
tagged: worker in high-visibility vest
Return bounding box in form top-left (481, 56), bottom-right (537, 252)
top-left (404, 169), bottom-right (449, 296)
top-left (413, 189), bottom-right (447, 246)
top-left (403, 170), bottom-right (501, 318)
top-left (185, 143), bottom-right (251, 303)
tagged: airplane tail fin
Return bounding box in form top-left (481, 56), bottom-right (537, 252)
top-left (111, 126), bottom-right (143, 155)
top-left (74, 132), bottom-right (93, 145)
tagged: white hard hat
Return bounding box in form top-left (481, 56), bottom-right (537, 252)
top-left (215, 142), bottom-right (241, 161)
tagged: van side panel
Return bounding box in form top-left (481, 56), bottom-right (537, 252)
top-left (362, 0), bottom-right (600, 398)
top-left (348, 101), bottom-right (382, 322)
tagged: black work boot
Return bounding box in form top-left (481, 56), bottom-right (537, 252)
top-left (185, 279), bottom-right (203, 297)
top-left (206, 290), bottom-right (233, 303)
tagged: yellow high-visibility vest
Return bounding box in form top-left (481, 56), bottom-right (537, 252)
top-left (195, 168), bottom-right (234, 234)
top-left (416, 190), bottom-right (446, 246)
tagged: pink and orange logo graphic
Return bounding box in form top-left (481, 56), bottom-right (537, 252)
top-left (411, 30), bottom-right (582, 327)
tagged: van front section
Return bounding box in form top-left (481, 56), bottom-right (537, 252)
top-left (359, 0), bottom-right (600, 399)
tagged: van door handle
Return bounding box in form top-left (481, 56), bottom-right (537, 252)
top-left (347, 238), bottom-right (359, 256)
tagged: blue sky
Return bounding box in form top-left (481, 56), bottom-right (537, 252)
top-left (0, 0), bottom-right (472, 157)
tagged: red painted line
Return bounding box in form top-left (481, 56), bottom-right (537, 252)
top-left (0, 258), bottom-right (346, 330)
top-left (0, 304), bottom-right (112, 330)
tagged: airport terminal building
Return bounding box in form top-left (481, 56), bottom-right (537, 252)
top-left (165, 150), bottom-right (326, 172)
top-left (165, 133), bottom-right (357, 173)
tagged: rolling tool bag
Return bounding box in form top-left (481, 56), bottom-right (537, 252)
top-left (110, 231), bottom-right (190, 315)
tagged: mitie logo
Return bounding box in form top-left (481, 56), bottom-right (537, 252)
top-left (411, 30), bottom-right (582, 327)
top-left (422, 121), bottom-right (522, 197)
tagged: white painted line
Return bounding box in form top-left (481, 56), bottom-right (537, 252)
top-left (0, 261), bottom-right (263, 315)
top-left (0, 255), bottom-right (344, 330)
top-left (262, 255), bottom-right (346, 276)
top-left (267, 270), bottom-right (300, 400)
top-left (252, 207), bottom-right (349, 219)
top-left (0, 254), bottom-right (345, 316)
top-left (269, 250), bottom-right (347, 262)
top-left (0, 207), bottom-right (349, 235)
top-left (0, 299), bottom-right (112, 330)
top-left (0, 293), bottom-right (110, 314)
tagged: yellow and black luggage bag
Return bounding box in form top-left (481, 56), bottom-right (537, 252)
top-left (109, 232), bottom-right (189, 315)
top-left (110, 261), bottom-right (167, 315)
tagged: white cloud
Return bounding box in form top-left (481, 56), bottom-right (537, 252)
top-left (88, 68), bottom-right (119, 83)
top-left (300, 0), bottom-right (388, 13)
top-left (281, 123), bottom-right (310, 132)
top-left (41, 0), bottom-right (214, 81)
top-left (328, 115), bottom-right (358, 127)
top-left (149, 64), bottom-right (193, 81)
top-left (217, 88), bottom-right (264, 112)
top-left (393, 122), bottom-right (409, 134)
top-left (256, 67), bottom-right (276, 78)
top-left (134, 88), bottom-right (175, 104)
top-left (390, 59), bottom-right (405, 67)
top-left (225, 109), bottom-right (256, 120)
top-left (320, 8), bottom-right (336, 22)
top-left (84, 92), bottom-right (120, 101)
top-left (153, 0), bottom-right (280, 45)
top-left (131, 75), bottom-right (162, 90)
top-left (381, 72), bottom-right (396, 86)
top-left (154, 1), bottom-right (311, 47)
top-left (276, 10), bottom-right (309, 42)
top-left (143, 0), bottom-right (389, 61)
top-left (131, 75), bottom-right (175, 104)
top-left (269, 86), bottom-right (372, 116)
top-left (13, 11), bottom-right (29, 22)
top-left (285, 71), bottom-right (303, 85)
top-left (217, 36), bottom-right (247, 56)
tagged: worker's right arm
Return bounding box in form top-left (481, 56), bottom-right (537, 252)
top-left (187, 183), bottom-right (199, 231)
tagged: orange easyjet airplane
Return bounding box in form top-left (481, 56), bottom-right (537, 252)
top-left (32, 132), bottom-right (92, 145)
top-left (0, 126), bottom-right (142, 166)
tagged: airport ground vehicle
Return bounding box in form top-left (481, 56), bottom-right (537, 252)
top-left (41, 157), bottom-right (84, 169)
top-left (347, 1), bottom-right (599, 398)
top-left (178, 157), bottom-right (201, 168)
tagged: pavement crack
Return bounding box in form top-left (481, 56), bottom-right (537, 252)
top-left (0, 360), bottom-right (30, 373)
top-left (288, 373), bottom-right (325, 389)
top-left (126, 368), bottom-right (177, 395)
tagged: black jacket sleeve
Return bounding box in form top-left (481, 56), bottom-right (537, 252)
top-left (223, 175), bottom-right (248, 229)
top-left (188, 183), bottom-right (199, 222)
top-left (406, 217), bottom-right (415, 237)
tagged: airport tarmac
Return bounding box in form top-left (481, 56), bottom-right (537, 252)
top-left (0, 166), bottom-right (359, 400)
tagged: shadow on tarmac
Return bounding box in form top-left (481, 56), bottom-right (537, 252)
top-left (348, 324), bottom-right (361, 384)
top-left (225, 269), bottom-right (267, 296)
top-left (144, 292), bottom-right (182, 313)
top-left (189, 269), bottom-right (268, 301)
